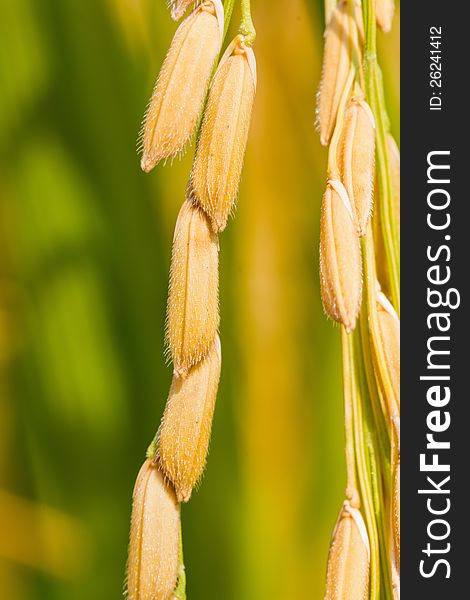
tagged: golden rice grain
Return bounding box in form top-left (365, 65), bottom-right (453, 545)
top-left (140, 1), bottom-right (223, 172)
top-left (372, 134), bottom-right (400, 297)
top-left (190, 35), bottom-right (256, 232)
top-left (158, 336), bottom-right (221, 502)
top-left (127, 460), bottom-right (180, 600)
top-left (377, 290), bottom-right (400, 408)
top-left (376, 0), bottom-right (395, 33)
top-left (393, 582), bottom-right (400, 600)
top-left (320, 180), bottom-right (362, 332)
top-left (317, 1), bottom-right (353, 146)
top-left (392, 566), bottom-right (400, 600)
top-left (324, 501), bottom-right (370, 600)
top-left (339, 98), bottom-right (375, 236)
top-left (387, 133), bottom-right (400, 230)
top-left (166, 199), bottom-right (219, 376)
top-left (372, 186), bottom-right (387, 297)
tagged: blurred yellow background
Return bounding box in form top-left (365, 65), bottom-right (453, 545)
top-left (0, 0), bottom-right (399, 597)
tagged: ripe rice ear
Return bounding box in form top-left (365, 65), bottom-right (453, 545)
top-left (376, 0), bottom-right (395, 33)
top-left (140, 1), bottom-right (224, 172)
top-left (324, 501), bottom-right (370, 600)
top-left (317, 1), bottom-right (354, 146)
top-left (320, 180), bottom-right (362, 332)
top-left (166, 200), bottom-right (219, 376)
top-left (158, 336), bottom-right (221, 502)
top-left (339, 98), bottom-right (375, 236)
top-left (127, 460), bottom-right (180, 600)
top-left (190, 35), bottom-right (256, 232)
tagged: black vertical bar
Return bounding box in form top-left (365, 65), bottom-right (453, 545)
top-left (401, 1), bottom-right (467, 597)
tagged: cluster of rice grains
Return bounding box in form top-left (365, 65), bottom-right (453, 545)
top-left (126, 1), bottom-right (256, 598)
top-left (317, 1), bottom-right (400, 599)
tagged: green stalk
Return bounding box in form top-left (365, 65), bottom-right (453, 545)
top-left (362, 232), bottom-right (399, 421)
top-left (353, 329), bottom-right (393, 600)
top-left (239, 0), bottom-right (256, 45)
top-left (341, 328), bottom-right (359, 506)
top-left (174, 520), bottom-right (187, 599)
top-left (346, 331), bottom-right (380, 600)
top-left (367, 435), bottom-right (392, 600)
top-left (359, 310), bottom-right (391, 461)
top-left (223, 0), bottom-right (236, 40)
top-left (362, 0), bottom-right (400, 313)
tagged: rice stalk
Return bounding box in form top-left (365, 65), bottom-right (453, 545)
top-left (317, 0), bottom-right (400, 597)
top-left (127, 1), bottom-right (256, 597)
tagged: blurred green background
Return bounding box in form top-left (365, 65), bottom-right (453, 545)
top-left (0, 0), bottom-right (399, 597)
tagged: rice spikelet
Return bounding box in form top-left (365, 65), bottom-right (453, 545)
top-left (320, 180), bottom-right (362, 332)
top-left (376, 0), bottom-right (395, 33)
top-left (127, 460), bottom-right (180, 600)
top-left (377, 290), bottom-right (400, 408)
top-left (166, 200), bottom-right (219, 376)
top-left (317, 1), bottom-right (353, 146)
top-left (158, 336), bottom-right (221, 502)
top-left (339, 98), bottom-right (375, 236)
top-left (190, 35), bottom-right (256, 232)
top-left (372, 134), bottom-right (400, 296)
top-left (324, 501), bottom-right (370, 600)
top-left (141, 1), bottom-right (223, 172)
